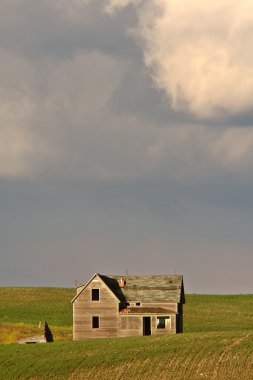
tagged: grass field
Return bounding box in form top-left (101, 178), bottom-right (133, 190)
top-left (184, 294), bottom-right (253, 332)
top-left (1, 288), bottom-right (253, 379)
top-left (0, 331), bottom-right (253, 379)
top-left (0, 287), bottom-right (74, 343)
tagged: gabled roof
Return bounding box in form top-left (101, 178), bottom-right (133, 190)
top-left (72, 274), bottom-right (184, 304)
top-left (102, 275), bottom-right (185, 304)
top-left (71, 273), bottom-right (120, 303)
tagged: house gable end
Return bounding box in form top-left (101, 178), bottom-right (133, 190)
top-left (72, 273), bottom-right (120, 304)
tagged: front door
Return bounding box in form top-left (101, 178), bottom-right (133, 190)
top-left (143, 317), bottom-right (151, 336)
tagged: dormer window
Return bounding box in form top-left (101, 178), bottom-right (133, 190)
top-left (92, 289), bottom-right (100, 301)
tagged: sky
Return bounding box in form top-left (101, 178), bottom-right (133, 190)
top-left (1, 0), bottom-right (253, 293)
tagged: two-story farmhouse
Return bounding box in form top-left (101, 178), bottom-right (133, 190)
top-left (72, 273), bottom-right (185, 339)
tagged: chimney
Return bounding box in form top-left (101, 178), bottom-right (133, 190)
top-left (119, 278), bottom-right (126, 288)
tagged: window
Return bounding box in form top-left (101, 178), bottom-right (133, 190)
top-left (136, 302), bottom-right (141, 306)
top-left (92, 289), bottom-right (99, 301)
top-left (157, 316), bottom-right (171, 329)
top-left (92, 316), bottom-right (99, 329)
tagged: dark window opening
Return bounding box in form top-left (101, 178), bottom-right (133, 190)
top-left (92, 289), bottom-right (99, 301)
top-left (92, 316), bottom-right (99, 329)
top-left (136, 302), bottom-right (141, 306)
top-left (157, 316), bottom-right (170, 329)
top-left (143, 317), bottom-right (151, 336)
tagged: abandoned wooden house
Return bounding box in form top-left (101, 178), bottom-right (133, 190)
top-left (72, 273), bottom-right (185, 340)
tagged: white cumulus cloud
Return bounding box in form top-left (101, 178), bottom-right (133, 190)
top-left (105, 0), bottom-right (253, 118)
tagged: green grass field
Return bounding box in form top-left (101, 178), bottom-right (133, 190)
top-left (1, 288), bottom-right (253, 379)
top-left (184, 294), bottom-right (253, 332)
top-left (0, 287), bottom-right (74, 343)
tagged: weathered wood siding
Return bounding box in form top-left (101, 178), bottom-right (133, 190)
top-left (73, 275), bottom-right (119, 340)
top-left (123, 302), bottom-right (178, 335)
top-left (118, 316), bottom-right (142, 337)
top-left (151, 315), bottom-right (176, 335)
top-left (118, 314), bottom-right (176, 337)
